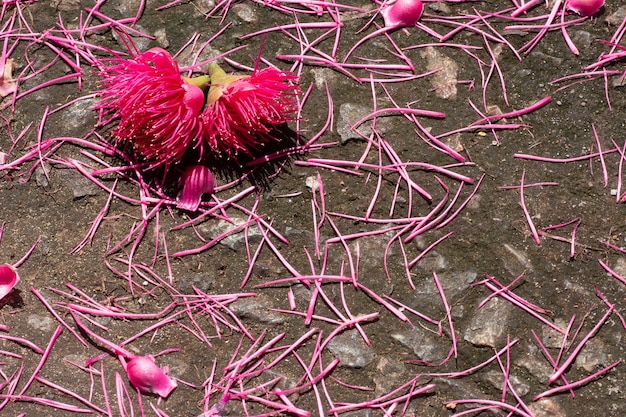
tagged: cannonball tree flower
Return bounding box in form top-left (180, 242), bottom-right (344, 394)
top-left (0, 264), bottom-right (18, 300)
top-left (565, 0), bottom-right (604, 16)
top-left (97, 48), bottom-right (209, 169)
top-left (200, 62), bottom-right (299, 157)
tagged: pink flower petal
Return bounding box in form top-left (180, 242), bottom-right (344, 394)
top-left (177, 165), bottom-right (215, 212)
top-left (126, 355), bottom-right (177, 397)
top-left (565, 0), bottom-right (604, 16)
top-left (0, 264), bottom-right (19, 300)
top-left (381, 0), bottom-right (424, 29)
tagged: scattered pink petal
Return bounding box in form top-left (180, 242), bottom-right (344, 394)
top-left (177, 165), bottom-right (215, 211)
top-left (565, 0), bottom-right (604, 16)
top-left (201, 62), bottom-right (299, 157)
top-left (0, 58), bottom-right (17, 98)
top-left (0, 264), bottom-right (19, 300)
top-left (97, 48), bottom-right (208, 168)
top-left (381, 0), bottom-right (424, 29)
top-left (125, 355), bottom-right (177, 397)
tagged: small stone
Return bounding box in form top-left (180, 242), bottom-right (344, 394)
top-left (112, 24), bottom-right (151, 52)
top-left (35, 164), bottom-right (51, 188)
top-left (502, 243), bottom-right (533, 276)
top-left (154, 28), bottom-right (169, 48)
top-left (528, 398), bottom-right (567, 417)
top-left (515, 342), bottom-right (553, 383)
top-left (541, 318), bottom-right (568, 349)
top-left (482, 370), bottom-right (530, 396)
top-left (374, 356), bottom-right (406, 395)
top-left (50, 0), bottom-right (80, 11)
top-left (60, 169), bottom-right (100, 199)
top-left (28, 314), bottom-right (54, 332)
top-left (198, 216), bottom-right (261, 251)
top-left (63, 98), bottom-right (98, 131)
top-left (575, 338), bottom-right (608, 372)
top-left (419, 47), bottom-right (458, 100)
top-left (310, 68), bottom-right (336, 89)
top-left (606, 6), bottom-right (626, 26)
top-left (612, 258), bottom-right (626, 278)
top-left (391, 326), bottom-right (449, 363)
top-left (327, 329), bottom-right (376, 368)
top-left (464, 297), bottom-right (512, 348)
top-left (414, 251), bottom-right (448, 272)
top-left (336, 103), bottom-right (393, 144)
top-left (232, 3), bottom-right (257, 22)
top-left (305, 176), bottom-right (320, 192)
top-left (229, 295), bottom-right (284, 324)
top-left (193, 0), bottom-right (216, 15)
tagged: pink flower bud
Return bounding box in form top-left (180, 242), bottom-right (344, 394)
top-left (381, 0), bottom-right (424, 29)
top-left (126, 355), bottom-right (177, 397)
top-left (565, 0), bottom-right (604, 16)
top-left (0, 264), bottom-right (19, 300)
top-left (177, 165), bottom-right (215, 212)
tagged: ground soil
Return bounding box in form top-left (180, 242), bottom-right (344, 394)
top-left (1, 0), bottom-right (626, 416)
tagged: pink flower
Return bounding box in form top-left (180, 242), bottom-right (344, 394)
top-left (98, 48), bottom-right (208, 168)
top-left (565, 0), bottom-right (604, 16)
top-left (177, 165), bottom-right (215, 211)
top-left (0, 264), bottom-right (18, 300)
top-left (381, 0), bottom-right (424, 29)
top-left (125, 355), bottom-right (177, 397)
top-left (200, 62), bottom-right (299, 157)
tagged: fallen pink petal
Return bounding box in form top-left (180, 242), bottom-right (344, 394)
top-left (381, 0), bottom-right (424, 29)
top-left (177, 164), bottom-right (215, 211)
top-left (0, 263), bottom-right (18, 300)
top-left (565, 0), bottom-right (604, 16)
top-left (125, 356), bottom-right (177, 398)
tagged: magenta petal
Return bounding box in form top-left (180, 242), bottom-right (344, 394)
top-left (0, 264), bottom-right (19, 300)
top-left (565, 0), bottom-right (604, 16)
top-left (177, 165), bottom-right (215, 212)
top-left (182, 83), bottom-right (205, 115)
top-left (126, 356), bottom-right (177, 397)
top-left (381, 0), bottom-right (424, 29)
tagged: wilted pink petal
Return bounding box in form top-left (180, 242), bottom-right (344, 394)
top-left (0, 264), bottom-right (19, 300)
top-left (177, 165), bottom-right (215, 211)
top-left (381, 0), bottom-right (424, 29)
top-left (201, 62), bottom-right (299, 157)
top-left (97, 48), bottom-right (209, 168)
top-left (0, 58), bottom-right (17, 98)
top-left (565, 0), bottom-right (604, 16)
top-left (126, 355), bottom-right (177, 397)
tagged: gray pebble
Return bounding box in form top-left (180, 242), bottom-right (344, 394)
top-left (327, 329), bottom-right (376, 368)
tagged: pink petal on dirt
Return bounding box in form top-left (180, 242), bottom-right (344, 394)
top-left (177, 165), bottom-right (215, 212)
top-left (0, 264), bottom-right (19, 300)
top-left (381, 0), bottom-right (424, 29)
top-left (565, 0), bottom-right (604, 16)
top-left (126, 355), bottom-right (177, 397)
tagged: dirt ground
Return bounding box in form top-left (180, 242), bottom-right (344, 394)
top-left (1, 0), bottom-right (626, 416)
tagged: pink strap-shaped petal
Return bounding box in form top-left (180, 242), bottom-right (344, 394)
top-left (177, 165), bottom-right (215, 212)
top-left (0, 264), bottom-right (19, 300)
